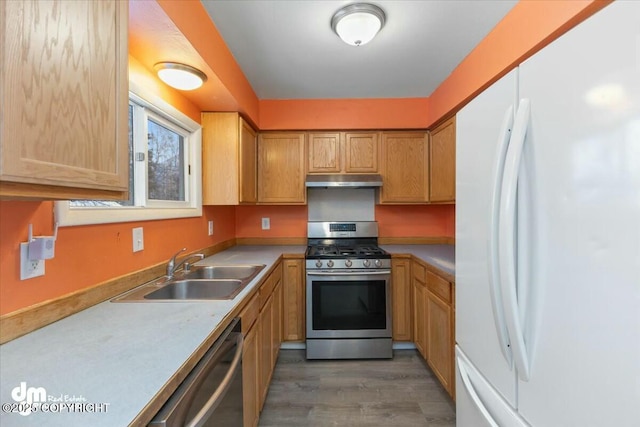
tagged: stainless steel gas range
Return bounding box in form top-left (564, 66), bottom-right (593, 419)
top-left (305, 221), bottom-right (392, 359)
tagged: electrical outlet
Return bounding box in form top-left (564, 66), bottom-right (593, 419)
top-left (208, 220), bottom-right (214, 236)
top-left (261, 217), bottom-right (270, 230)
top-left (20, 243), bottom-right (45, 280)
top-left (132, 227), bottom-right (144, 252)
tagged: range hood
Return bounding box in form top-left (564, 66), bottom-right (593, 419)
top-left (305, 174), bottom-right (383, 188)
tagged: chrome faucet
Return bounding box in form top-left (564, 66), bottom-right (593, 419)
top-left (166, 248), bottom-right (205, 278)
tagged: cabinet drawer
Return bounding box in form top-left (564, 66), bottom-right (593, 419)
top-left (413, 261), bottom-right (427, 283)
top-left (259, 274), bottom-right (276, 308)
top-left (427, 271), bottom-right (451, 303)
top-left (259, 264), bottom-right (282, 308)
top-left (240, 294), bottom-right (260, 334)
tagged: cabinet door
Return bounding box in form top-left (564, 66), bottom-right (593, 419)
top-left (258, 294), bottom-right (273, 410)
top-left (427, 291), bottom-right (453, 396)
top-left (430, 117), bottom-right (456, 202)
top-left (412, 261), bottom-right (428, 358)
top-left (202, 113), bottom-right (257, 205)
top-left (1, 0), bottom-right (128, 199)
top-left (283, 258), bottom-right (305, 342)
top-left (258, 133), bottom-right (306, 204)
top-left (344, 132), bottom-right (379, 173)
top-left (242, 325), bottom-right (259, 427)
top-left (391, 257), bottom-right (412, 341)
top-left (271, 279), bottom-right (283, 369)
top-left (308, 132), bottom-right (341, 173)
top-left (239, 118), bottom-right (257, 203)
top-left (380, 132), bottom-right (429, 203)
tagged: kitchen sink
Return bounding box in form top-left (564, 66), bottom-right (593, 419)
top-left (144, 279), bottom-right (244, 300)
top-left (111, 264), bottom-right (265, 302)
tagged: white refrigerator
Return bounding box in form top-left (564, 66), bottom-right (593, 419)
top-left (455, 1), bottom-right (640, 426)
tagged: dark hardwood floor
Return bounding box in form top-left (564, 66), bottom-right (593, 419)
top-left (259, 349), bottom-right (456, 427)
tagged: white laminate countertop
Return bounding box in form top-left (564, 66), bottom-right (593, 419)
top-left (381, 244), bottom-right (455, 277)
top-left (0, 246), bottom-right (304, 427)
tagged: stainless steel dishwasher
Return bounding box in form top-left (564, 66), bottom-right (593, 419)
top-left (149, 318), bottom-right (243, 427)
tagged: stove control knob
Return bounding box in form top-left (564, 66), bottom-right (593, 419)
top-left (374, 259), bottom-right (382, 267)
top-left (363, 259), bottom-right (371, 268)
top-left (345, 259), bottom-right (353, 268)
top-left (315, 260), bottom-right (323, 268)
top-left (327, 260), bottom-right (334, 268)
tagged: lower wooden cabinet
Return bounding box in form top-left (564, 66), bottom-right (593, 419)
top-left (282, 258), bottom-right (305, 341)
top-left (411, 259), bottom-right (455, 399)
top-left (257, 262), bottom-right (282, 410)
top-left (392, 257), bottom-right (412, 341)
top-left (242, 324), bottom-right (259, 427)
top-left (426, 289), bottom-right (453, 395)
top-left (412, 261), bottom-right (428, 357)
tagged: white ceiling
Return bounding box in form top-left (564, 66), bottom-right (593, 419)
top-left (200, 0), bottom-right (518, 100)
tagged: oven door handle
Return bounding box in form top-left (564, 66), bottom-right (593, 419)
top-left (307, 270), bottom-right (391, 276)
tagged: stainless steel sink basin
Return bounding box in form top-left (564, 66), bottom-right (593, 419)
top-left (111, 264), bottom-right (266, 302)
top-left (184, 265), bottom-right (264, 280)
top-left (144, 279), bottom-right (243, 300)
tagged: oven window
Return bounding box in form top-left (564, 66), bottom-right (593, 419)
top-left (312, 280), bottom-right (387, 330)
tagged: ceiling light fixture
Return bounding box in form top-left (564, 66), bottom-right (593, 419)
top-left (154, 62), bottom-right (208, 91)
top-left (331, 3), bottom-right (386, 47)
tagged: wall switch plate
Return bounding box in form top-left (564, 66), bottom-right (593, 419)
top-left (132, 227), bottom-right (144, 252)
top-left (20, 243), bottom-right (45, 280)
top-left (261, 217), bottom-right (270, 230)
top-left (208, 220), bottom-right (214, 236)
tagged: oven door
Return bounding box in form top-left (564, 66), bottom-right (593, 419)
top-left (306, 270), bottom-right (391, 339)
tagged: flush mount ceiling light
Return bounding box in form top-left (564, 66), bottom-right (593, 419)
top-left (331, 3), bottom-right (386, 46)
top-left (154, 62), bottom-right (208, 91)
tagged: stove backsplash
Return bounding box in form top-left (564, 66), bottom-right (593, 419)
top-left (307, 188), bottom-right (375, 222)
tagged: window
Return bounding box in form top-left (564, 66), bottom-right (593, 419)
top-left (55, 90), bottom-right (202, 226)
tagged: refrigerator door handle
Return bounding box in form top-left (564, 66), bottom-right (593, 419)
top-left (488, 105), bottom-right (515, 367)
top-left (457, 354), bottom-right (500, 427)
top-left (499, 98), bottom-right (532, 381)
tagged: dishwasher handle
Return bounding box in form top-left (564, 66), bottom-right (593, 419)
top-left (187, 332), bottom-right (243, 427)
top-left (149, 318), bottom-right (243, 427)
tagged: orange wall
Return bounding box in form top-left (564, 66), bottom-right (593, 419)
top-left (376, 205), bottom-right (455, 238)
top-left (0, 202), bottom-right (235, 315)
top-left (235, 206), bottom-right (308, 238)
top-left (259, 98), bottom-right (429, 130)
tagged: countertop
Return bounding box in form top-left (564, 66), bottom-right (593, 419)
top-left (0, 243), bottom-right (453, 426)
top-left (382, 244), bottom-right (455, 278)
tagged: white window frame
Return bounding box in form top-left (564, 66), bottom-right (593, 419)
top-left (55, 85), bottom-right (202, 226)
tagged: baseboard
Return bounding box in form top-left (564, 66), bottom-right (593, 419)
top-left (279, 342), bottom-right (417, 351)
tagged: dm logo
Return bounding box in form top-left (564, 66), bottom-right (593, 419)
top-left (11, 382), bottom-right (46, 416)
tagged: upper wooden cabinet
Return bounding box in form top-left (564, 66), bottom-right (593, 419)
top-left (430, 117), bottom-right (456, 202)
top-left (258, 132), bottom-right (306, 204)
top-left (308, 132), bottom-right (341, 173)
top-left (0, 0), bottom-right (128, 200)
top-left (379, 132), bottom-right (430, 203)
top-left (308, 132), bottom-right (379, 174)
top-left (202, 112), bottom-right (257, 205)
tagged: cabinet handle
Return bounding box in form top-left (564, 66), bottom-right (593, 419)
top-left (488, 104), bottom-right (515, 368)
top-left (498, 98), bottom-right (532, 381)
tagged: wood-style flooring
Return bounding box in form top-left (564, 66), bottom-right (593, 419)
top-left (259, 349), bottom-right (456, 427)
